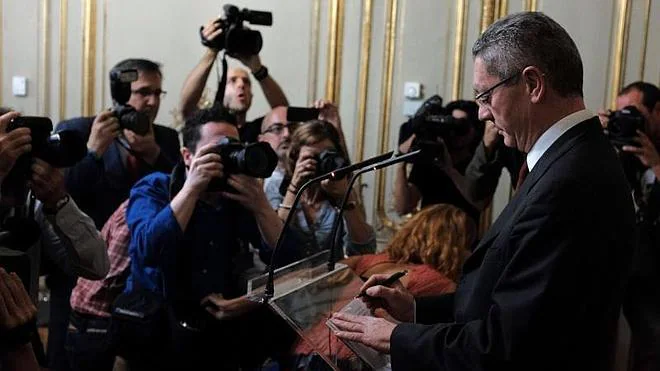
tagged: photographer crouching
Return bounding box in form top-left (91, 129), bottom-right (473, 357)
top-left (604, 82), bottom-right (660, 371)
top-left (0, 110), bottom-right (109, 364)
top-left (394, 97), bottom-right (483, 222)
top-left (121, 105), bottom-right (295, 370)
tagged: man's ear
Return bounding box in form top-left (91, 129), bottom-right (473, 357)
top-left (181, 147), bottom-right (193, 167)
top-left (522, 66), bottom-right (545, 104)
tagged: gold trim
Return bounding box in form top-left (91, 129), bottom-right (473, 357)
top-left (40, 0), bottom-right (51, 116)
top-left (325, 0), bottom-right (345, 103)
top-left (355, 0), bottom-right (373, 163)
top-left (307, 0), bottom-right (321, 104)
top-left (609, 0), bottom-right (631, 109)
top-left (59, 0), bottom-right (68, 121)
top-left (101, 0), bottom-right (108, 108)
top-left (452, 0), bottom-right (468, 100)
top-left (376, 0), bottom-right (398, 230)
top-left (498, 0), bottom-right (508, 19)
top-left (639, 0), bottom-right (651, 79)
top-left (81, 0), bottom-right (97, 116)
top-left (481, 0), bottom-right (496, 33)
top-left (523, 0), bottom-right (538, 11)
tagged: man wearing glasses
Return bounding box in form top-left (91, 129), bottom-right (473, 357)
top-left (49, 58), bottom-right (181, 371)
top-left (331, 12), bottom-right (636, 370)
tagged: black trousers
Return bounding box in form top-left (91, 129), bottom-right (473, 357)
top-left (65, 311), bottom-right (115, 371)
top-left (624, 276), bottom-right (660, 371)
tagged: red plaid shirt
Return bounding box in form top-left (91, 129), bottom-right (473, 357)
top-left (70, 200), bottom-right (130, 317)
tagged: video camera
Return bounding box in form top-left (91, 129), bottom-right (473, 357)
top-left (2, 117), bottom-right (86, 201)
top-left (606, 105), bottom-right (645, 149)
top-left (109, 68), bottom-right (151, 135)
top-left (409, 95), bottom-right (472, 141)
top-left (203, 4), bottom-right (273, 56)
top-left (207, 137), bottom-right (278, 191)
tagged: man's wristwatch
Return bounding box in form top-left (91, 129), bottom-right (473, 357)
top-left (44, 195), bottom-right (70, 214)
top-left (252, 65), bottom-right (269, 81)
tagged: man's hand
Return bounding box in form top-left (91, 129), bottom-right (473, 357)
top-left (622, 130), bottom-right (660, 177)
top-left (291, 147), bottom-right (317, 191)
top-left (123, 126), bottom-right (161, 165)
top-left (182, 142), bottom-right (224, 196)
top-left (358, 273), bottom-right (415, 323)
top-left (0, 111), bottom-right (31, 181)
top-left (483, 121), bottom-right (501, 158)
top-left (399, 134), bottom-right (416, 154)
top-left (201, 19), bottom-right (223, 53)
top-left (87, 110), bottom-right (120, 157)
top-left (321, 177), bottom-right (350, 201)
top-left (597, 109), bottom-right (611, 129)
top-left (222, 174), bottom-right (270, 213)
top-left (0, 268), bottom-right (37, 332)
top-left (29, 159), bottom-right (67, 209)
top-left (235, 53), bottom-right (263, 73)
top-left (315, 99), bottom-right (342, 131)
top-left (330, 312), bottom-right (397, 353)
top-left (201, 293), bottom-right (258, 321)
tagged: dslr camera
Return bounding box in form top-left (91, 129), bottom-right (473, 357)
top-left (207, 137), bottom-right (278, 191)
top-left (606, 105), bottom-right (645, 149)
top-left (409, 95), bottom-right (472, 142)
top-left (315, 149), bottom-right (348, 180)
top-left (109, 68), bottom-right (151, 135)
top-left (202, 4), bottom-right (273, 56)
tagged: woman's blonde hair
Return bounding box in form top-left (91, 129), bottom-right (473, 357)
top-left (384, 204), bottom-right (475, 281)
top-left (284, 120), bottom-right (345, 180)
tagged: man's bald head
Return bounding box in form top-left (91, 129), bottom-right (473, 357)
top-left (259, 106), bottom-right (292, 161)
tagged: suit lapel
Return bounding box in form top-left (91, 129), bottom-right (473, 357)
top-left (468, 117), bottom-right (599, 264)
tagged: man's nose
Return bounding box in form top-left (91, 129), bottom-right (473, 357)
top-left (478, 105), bottom-right (492, 122)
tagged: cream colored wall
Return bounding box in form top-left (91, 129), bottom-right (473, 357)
top-left (1, 0), bottom-right (658, 231)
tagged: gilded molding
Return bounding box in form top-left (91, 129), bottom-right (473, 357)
top-left (59, 0), bottom-right (67, 121)
top-left (376, 0), bottom-right (398, 230)
top-left (40, 0), bottom-right (50, 115)
top-left (325, 0), bottom-right (345, 104)
top-left (609, 0), bottom-right (632, 109)
top-left (82, 0), bottom-right (97, 116)
top-left (498, 0), bottom-right (508, 19)
top-left (639, 0), bottom-right (651, 79)
top-left (307, 0), bottom-right (321, 104)
top-left (481, 0), bottom-right (496, 33)
top-left (355, 0), bottom-right (372, 163)
top-left (523, 0), bottom-right (538, 11)
top-left (452, 0), bottom-right (468, 100)
top-left (101, 0), bottom-right (108, 108)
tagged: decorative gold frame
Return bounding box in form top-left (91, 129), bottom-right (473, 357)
top-left (355, 0), bottom-right (373, 163)
top-left (639, 0), bottom-right (651, 80)
top-left (40, 0), bottom-right (51, 115)
top-left (609, 0), bottom-right (632, 109)
top-left (523, 0), bottom-right (538, 11)
top-left (375, 0), bottom-right (398, 230)
top-left (452, 0), bottom-right (468, 100)
top-left (325, 0), bottom-right (345, 104)
top-left (59, 0), bottom-right (68, 120)
top-left (81, 0), bottom-right (97, 116)
top-left (307, 0), bottom-right (321, 105)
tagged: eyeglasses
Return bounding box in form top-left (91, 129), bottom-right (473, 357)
top-left (131, 88), bottom-right (167, 99)
top-left (474, 72), bottom-right (519, 106)
top-left (261, 123), bottom-right (291, 135)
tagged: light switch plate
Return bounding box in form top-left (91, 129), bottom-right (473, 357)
top-left (12, 76), bottom-right (27, 97)
top-left (404, 82), bottom-right (422, 99)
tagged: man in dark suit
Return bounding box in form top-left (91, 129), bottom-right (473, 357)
top-left (48, 59), bottom-right (181, 371)
top-left (331, 12), bottom-right (636, 371)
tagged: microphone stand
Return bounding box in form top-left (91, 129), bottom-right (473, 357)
top-left (326, 150), bottom-right (422, 271)
top-left (257, 151), bottom-right (397, 303)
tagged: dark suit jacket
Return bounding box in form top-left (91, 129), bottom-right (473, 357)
top-left (56, 117), bottom-right (181, 228)
top-left (391, 118), bottom-right (636, 371)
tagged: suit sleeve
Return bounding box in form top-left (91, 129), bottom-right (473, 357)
top-left (463, 142), bottom-right (505, 205)
top-left (56, 119), bottom-right (106, 199)
top-left (152, 127), bottom-right (181, 173)
top-left (390, 178), bottom-right (603, 370)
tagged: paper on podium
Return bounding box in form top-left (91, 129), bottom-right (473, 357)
top-left (326, 299), bottom-right (391, 370)
top-left (247, 251), bottom-right (388, 370)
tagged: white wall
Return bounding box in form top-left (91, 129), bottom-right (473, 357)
top-left (2, 0), bottom-right (658, 233)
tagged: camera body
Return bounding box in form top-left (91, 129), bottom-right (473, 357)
top-left (109, 68), bottom-right (151, 135)
top-left (206, 137), bottom-right (278, 191)
top-left (315, 149), bottom-right (348, 180)
top-left (606, 105), bottom-right (645, 149)
top-left (205, 4), bottom-right (273, 56)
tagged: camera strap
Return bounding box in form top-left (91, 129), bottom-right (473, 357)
top-left (213, 52), bottom-right (229, 107)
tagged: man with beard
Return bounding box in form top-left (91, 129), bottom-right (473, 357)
top-left (180, 18), bottom-right (289, 144)
top-left (51, 58), bottom-right (181, 371)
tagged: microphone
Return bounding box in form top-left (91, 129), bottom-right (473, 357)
top-left (256, 150), bottom-right (400, 302)
top-left (326, 149), bottom-right (422, 271)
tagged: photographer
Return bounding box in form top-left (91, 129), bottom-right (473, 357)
top-left (607, 81), bottom-right (660, 371)
top-left (394, 100), bottom-right (482, 221)
top-left (179, 13), bottom-right (288, 143)
top-left (51, 58), bottom-right (180, 371)
top-left (123, 106), bottom-right (290, 369)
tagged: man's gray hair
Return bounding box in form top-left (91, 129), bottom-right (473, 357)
top-left (472, 12), bottom-right (583, 97)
